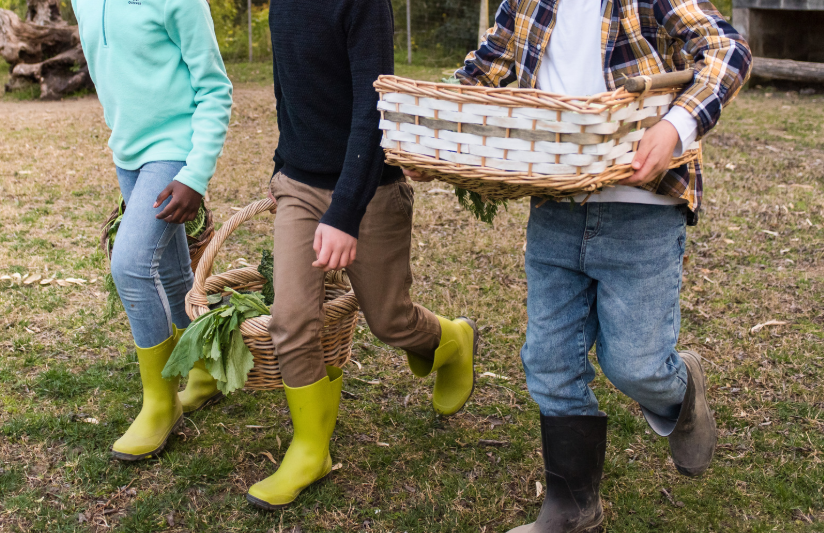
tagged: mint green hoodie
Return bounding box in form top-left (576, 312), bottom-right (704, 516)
top-left (72, 0), bottom-right (232, 195)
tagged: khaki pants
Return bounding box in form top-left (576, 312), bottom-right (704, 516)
top-left (268, 173), bottom-right (441, 387)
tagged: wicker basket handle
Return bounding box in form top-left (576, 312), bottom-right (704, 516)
top-left (191, 198), bottom-right (277, 298)
top-left (622, 69), bottom-right (695, 93)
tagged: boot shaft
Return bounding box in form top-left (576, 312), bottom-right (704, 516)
top-left (135, 333), bottom-right (180, 401)
top-left (539, 414), bottom-right (607, 514)
top-left (284, 366), bottom-right (343, 445)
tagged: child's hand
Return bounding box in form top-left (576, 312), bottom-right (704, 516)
top-left (619, 120), bottom-right (680, 186)
top-left (403, 169), bottom-right (436, 182)
top-left (313, 223), bottom-right (357, 272)
top-left (154, 181), bottom-right (203, 224)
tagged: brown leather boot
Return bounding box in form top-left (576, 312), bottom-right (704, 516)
top-left (667, 351), bottom-right (716, 476)
top-left (507, 414), bottom-right (607, 533)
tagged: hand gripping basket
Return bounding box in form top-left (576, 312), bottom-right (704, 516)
top-left (374, 71), bottom-right (701, 200)
top-left (184, 198), bottom-right (360, 390)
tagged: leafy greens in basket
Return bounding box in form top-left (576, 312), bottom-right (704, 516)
top-left (162, 289), bottom-right (269, 394)
top-left (102, 196), bottom-right (209, 317)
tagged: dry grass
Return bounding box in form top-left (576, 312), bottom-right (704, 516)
top-left (0, 69), bottom-right (822, 532)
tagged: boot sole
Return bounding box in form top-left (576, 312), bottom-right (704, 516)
top-left (182, 390), bottom-right (225, 415)
top-left (111, 414), bottom-right (184, 462)
top-left (245, 472), bottom-right (332, 511)
top-left (508, 512), bottom-right (603, 533)
top-left (437, 317), bottom-right (478, 418)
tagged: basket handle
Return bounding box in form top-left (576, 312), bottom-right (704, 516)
top-left (622, 69), bottom-right (695, 93)
top-left (191, 197), bottom-right (277, 299)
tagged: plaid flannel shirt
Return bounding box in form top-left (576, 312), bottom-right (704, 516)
top-left (456, 0), bottom-right (752, 224)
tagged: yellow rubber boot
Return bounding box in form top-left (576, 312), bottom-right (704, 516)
top-left (112, 333), bottom-right (183, 461)
top-left (179, 357), bottom-right (223, 414)
top-left (246, 366), bottom-right (343, 510)
top-left (407, 316), bottom-right (477, 416)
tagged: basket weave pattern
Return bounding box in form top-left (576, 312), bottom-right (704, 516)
top-left (374, 76), bottom-right (701, 200)
top-left (185, 198), bottom-right (360, 390)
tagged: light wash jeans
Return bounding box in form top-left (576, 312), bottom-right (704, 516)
top-left (521, 199), bottom-right (689, 421)
top-left (111, 161), bottom-right (193, 348)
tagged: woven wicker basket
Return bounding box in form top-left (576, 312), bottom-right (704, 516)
top-left (184, 198), bottom-right (360, 390)
top-left (99, 199), bottom-right (215, 273)
top-left (374, 72), bottom-right (701, 200)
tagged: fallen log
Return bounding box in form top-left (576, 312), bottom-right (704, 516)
top-left (0, 4), bottom-right (92, 99)
top-left (751, 56), bottom-right (824, 85)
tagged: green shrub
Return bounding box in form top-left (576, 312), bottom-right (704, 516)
top-left (211, 0), bottom-right (271, 63)
top-left (0, 0), bottom-right (26, 17)
top-left (393, 0), bottom-right (488, 66)
top-left (392, 0), bottom-right (733, 67)
top-left (214, 4), bottom-right (271, 62)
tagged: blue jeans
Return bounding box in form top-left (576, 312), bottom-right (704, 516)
top-left (111, 161), bottom-right (193, 348)
top-left (521, 200), bottom-right (688, 421)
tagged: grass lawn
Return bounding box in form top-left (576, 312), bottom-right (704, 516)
top-left (0, 62), bottom-right (822, 532)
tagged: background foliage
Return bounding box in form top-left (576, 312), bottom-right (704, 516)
top-left (0, 0), bottom-right (733, 70)
top-left (393, 0), bottom-right (489, 67)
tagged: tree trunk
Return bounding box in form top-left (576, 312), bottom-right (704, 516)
top-left (0, 4), bottom-right (91, 100)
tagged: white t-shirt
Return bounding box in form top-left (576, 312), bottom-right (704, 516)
top-left (535, 0), bottom-right (696, 205)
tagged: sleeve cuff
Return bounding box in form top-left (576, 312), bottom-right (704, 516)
top-left (663, 105), bottom-right (699, 158)
top-left (173, 171), bottom-right (208, 196)
top-left (319, 196), bottom-right (366, 239)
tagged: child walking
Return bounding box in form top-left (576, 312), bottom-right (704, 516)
top-left (245, 0), bottom-right (478, 510)
top-left (407, 0), bottom-right (751, 530)
top-left (73, 0), bottom-right (232, 460)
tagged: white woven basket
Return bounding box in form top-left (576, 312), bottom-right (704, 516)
top-left (374, 73), bottom-right (701, 200)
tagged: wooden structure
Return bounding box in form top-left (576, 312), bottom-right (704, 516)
top-left (733, 0), bottom-right (824, 83)
top-left (0, 0), bottom-right (92, 99)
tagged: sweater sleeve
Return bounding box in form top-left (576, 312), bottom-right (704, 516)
top-left (318, 0), bottom-right (395, 238)
top-left (164, 0), bottom-right (233, 195)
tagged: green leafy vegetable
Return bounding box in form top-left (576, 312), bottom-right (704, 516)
top-left (257, 249), bottom-right (274, 306)
top-left (102, 198), bottom-right (208, 318)
top-left (184, 201), bottom-right (207, 239)
top-left (103, 273), bottom-right (121, 318)
top-left (162, 289), bottom-right (270, 394)
top-left (455, 187), bottom-right (508, 224)
top-left (104, 195), bottom-right (126, 261)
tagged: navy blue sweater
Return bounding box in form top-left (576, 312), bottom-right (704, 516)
top-left (269, 0), bottom-right (402, 238)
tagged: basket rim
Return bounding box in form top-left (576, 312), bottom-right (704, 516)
top-left (374, 75), bottom-right (680, 114)
top-left (189, 268), bottom-right (359, 337)
top-left (383, 147), bottom-right (701, 200)
top-left (184, 198), bottom-right (360, 327)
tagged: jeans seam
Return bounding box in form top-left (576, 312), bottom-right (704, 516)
top-left (672, 225), bottom-right (688, 389)
top-left (592, 204), bottom-right (603, 237)
top-left (150, 223), bottom-right (175, 342)
top-left (174, 230), bottom-right (194, 306)
top-left (671, 224), bottom-right (686, 349)
top-left (576, 286), bottom-right (595, 414)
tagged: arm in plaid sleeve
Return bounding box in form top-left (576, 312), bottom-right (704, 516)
top-left (657, 0), bottom-right (752, 138)
top-left (455, 0), bottom-right (518, 87)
